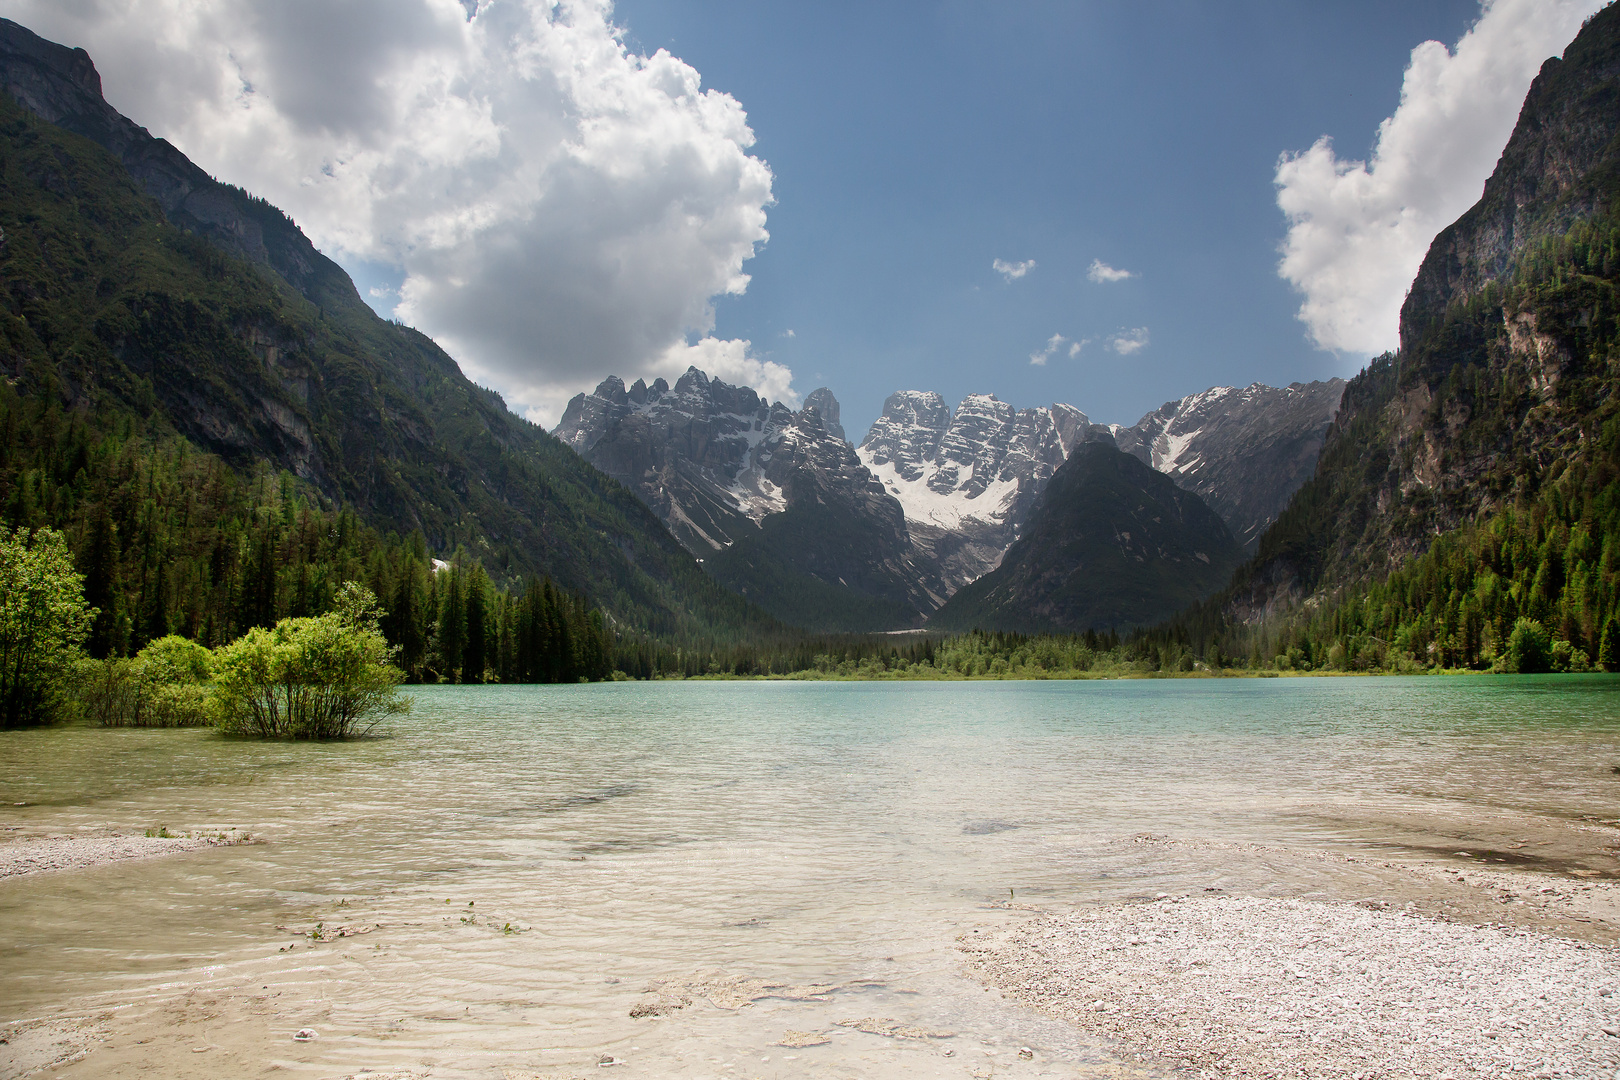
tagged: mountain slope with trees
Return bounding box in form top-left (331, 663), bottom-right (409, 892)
top-left (931, 438), bottom-right (1244, 634)
top-left (1160, 6), bottom-right (1620, 672)
top-left (0, 17), bottom-right (776, 648)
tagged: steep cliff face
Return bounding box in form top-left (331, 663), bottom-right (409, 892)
top-left (1111, 380), bottom-right (1345, 552)
top-left (857, 392), bottom-right (1090, 589)
top-left (554, 372), bottom-right (944, 630)
top-left (930, 437), bottom-right (1244, 633)
top-left (0, 18), bottom-right (772, 640)
top-left (555, 369), bottom-right (799, 551)
top-left (1400, 11), bottom-right (1620, 356)
top-left (1231, 5), bottom-right (1620, 620)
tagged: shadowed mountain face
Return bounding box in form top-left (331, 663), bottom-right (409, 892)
top-left (1111, 380), bottom-right (1346, 553)
top-left (555, 374), bottom-right (945, 631)
top-left (930, 438), bottom-right (1245, 634)
top-left (0, 17), bottom-right (774, 640)
top-left (1229, 6), bottom-right (1620, 621)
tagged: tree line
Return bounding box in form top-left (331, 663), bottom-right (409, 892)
top-left (0, 389), bottom-right (611, 686)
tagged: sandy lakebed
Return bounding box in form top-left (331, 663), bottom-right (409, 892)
top-left (3, 678), bottom-right (1620, 1079)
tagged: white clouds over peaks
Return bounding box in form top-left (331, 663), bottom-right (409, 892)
top-left (1086, 259), bottom-right (1134, 283)
top-left (1029, 333), bottom-right (1067, 366)
top-left (993, 258), bottom-right (1035, 281)
top-left (1109, 328), bottom-right (1149, 355)
top-left (1275, 0), bottom-right (1601, 355)
top-left (6, 0), bottom-right (778, 425)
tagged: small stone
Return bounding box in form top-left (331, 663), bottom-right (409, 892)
top-left (294, 1028), bottom-right (317, 1041)
top-left (1017, 1046), bottom-right (1034, 1060)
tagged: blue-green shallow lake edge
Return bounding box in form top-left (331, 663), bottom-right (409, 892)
top-left (3, 676), bottom-right (1620, 1078)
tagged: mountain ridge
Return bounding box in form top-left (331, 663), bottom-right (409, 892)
top-left (0, 16), bottom-right (775, 642)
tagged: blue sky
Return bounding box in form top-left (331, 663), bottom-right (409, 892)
top-left (607, 0), bottom-right (1482, 434)
top-left (9, 0), bottom-right (1599, 437)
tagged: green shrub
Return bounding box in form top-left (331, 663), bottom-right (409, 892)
top-left (0, 527), bottom-right (93, 728)
top-left (75, 635), bottom-right (215, 727)
top-left (211, 585), bottom-right (408, 739)
top-left (71, 657), bottom-right (146, 727)
top-left (1506, 618), bottom-right (1553, 674)
top-left (1552, 639), bottom-right (1574, 673)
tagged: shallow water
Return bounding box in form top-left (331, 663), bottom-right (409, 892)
top-left (3, 676), bottom-right (1619, 1078)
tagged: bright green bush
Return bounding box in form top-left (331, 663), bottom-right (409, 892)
top-left (0, 527), bottom-right (93, 728)
top-left (211, 585), bottom-right (408, 739)
top-left (75, 635), bottom-right (216, 727)
top-left (1507, 617), bottom-right (1553, 674)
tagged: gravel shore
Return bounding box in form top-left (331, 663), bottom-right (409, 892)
top-left (965, 893), bottom-right (1620, 1080)
top-left (0, 832), bottom-right (239, 878)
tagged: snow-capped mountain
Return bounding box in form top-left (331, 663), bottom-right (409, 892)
top-left (554, 367), bottom-right (1345, 630)
top-left (554, 368), bottom-right (802, 551)
top-left (553, 369), bottom-right (944, 630)
top-left (1110, 380), bottom-right (1346, 551)
top-left (856, 392), bottom-right (1098, 589)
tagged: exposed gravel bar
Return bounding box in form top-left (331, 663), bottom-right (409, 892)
top-left (0, 833), bottom-right (233, 878)
top-left (965, 894), bottom-right (1620, 1079)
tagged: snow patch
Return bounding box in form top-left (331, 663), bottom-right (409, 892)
top-left (861, 454), bottom-right (1020, 531)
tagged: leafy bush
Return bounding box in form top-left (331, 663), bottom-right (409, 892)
top-left (0, 527), bottom-right (92, 727)
top-left (74, 635), bottom-right (215, 727)
top-left (1507, 618), bottom-right (1553, 674)
top-left (211, 585), bottom-right (408, 739)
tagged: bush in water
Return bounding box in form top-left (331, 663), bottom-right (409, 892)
top-left (212, 584), bottom-right (408, 739)
top-left (76, 636), bottom-right (216, 727)
top-left (1506, 617), bottom-right (1553, 674)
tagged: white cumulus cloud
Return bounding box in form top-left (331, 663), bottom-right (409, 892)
top-left (1029, 332), bottom-right (1068, 366)
top-left (1110, 328), bottom-right (1149, 355)
top-left (661, 337), bottom-right (798, 408)
top-left (993, 258), bottom-right (1036, 282)
top-left (1274, 0), bottom-right (1601, 355)
top-left (4, 0), bottom-right (779, 426)
top-left (1086, 259), bottom-right (1135, 283)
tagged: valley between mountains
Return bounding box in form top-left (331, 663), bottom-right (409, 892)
top-left (1, 5), bottom-right (1619, 676)
top-left (554, 370), bottom-right (1343, 631)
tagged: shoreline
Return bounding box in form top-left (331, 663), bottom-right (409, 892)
top-left (961, 834), bottom-right (1620, 1079)
top-left (967, 893), bottom-right (1620, 1080)
top-left (0, 830), bottom-right (252, 879)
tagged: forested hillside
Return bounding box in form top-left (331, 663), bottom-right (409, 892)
top-left (1158, 7), bottom-right (1620, 672)
top-left (0, 20), bottom-right (779, 654)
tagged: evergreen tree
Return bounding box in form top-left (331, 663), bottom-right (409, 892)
top-left (1601, 617), bottom-right (1620, 672)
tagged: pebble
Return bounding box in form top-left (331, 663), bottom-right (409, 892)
top-left (965, 895), bottom-right (1620, 1080)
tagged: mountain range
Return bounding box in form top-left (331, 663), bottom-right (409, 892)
top-left (557, 370), bottom-right (1344, 631)
top-left (0, 16), bottom-right (773, 644)
top-left (6, 5), bottom-right (1608, 665)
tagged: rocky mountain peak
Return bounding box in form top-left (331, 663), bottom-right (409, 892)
top-left (803, 387), bottom-right (845, 441)
top-left (1111, 379), bottom-right (1346, 552)
top-left (856, 390), bottom-right (1092, 591)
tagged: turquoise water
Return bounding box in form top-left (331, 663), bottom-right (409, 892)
top-left (2, 677), bottom-right (1618, 1077)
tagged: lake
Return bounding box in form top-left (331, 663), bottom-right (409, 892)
top-left (2, 676), bottom-right (1618, 1078)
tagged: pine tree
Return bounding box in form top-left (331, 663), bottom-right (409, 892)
top-left (1600, 617), bottom-right (1620, 672)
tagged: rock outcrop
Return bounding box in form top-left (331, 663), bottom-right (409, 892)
top-left (1111, 380), bottom-right (1345, 552)
top-left (857, 392), bottom-right (1090, 590)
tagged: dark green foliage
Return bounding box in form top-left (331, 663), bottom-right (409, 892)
top-left (0, 384), bottom-right (613, 683)
top-left (1507, 617), bottom-right (1553, 674)
top-left (1601, 616), bottom-right (1620, 670)
top-left (0, 85), bottom-right (776, 646)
